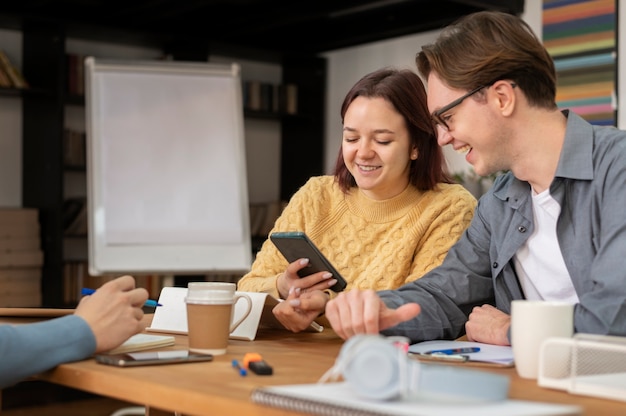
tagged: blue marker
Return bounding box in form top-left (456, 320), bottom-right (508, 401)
top-left (80, 288), bottom-right (162, 308)
top-left (232, 359), bottom-right (247, 376)
top-left (424, 347), bottom-right (480, 355)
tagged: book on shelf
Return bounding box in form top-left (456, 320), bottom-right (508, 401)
top-left (63, 198), bottom-right (88, 236)
top-left (282, 83), bottom-right (298, 115)
top-left (0, 208), bottom-right (38, 226)
top-left (0, 61), bottom-right (12, 88)
top-left (0, 49), bottom-right (29, 89)
top-left (0, 224), bottom-right (40, 239)
top-left (0, 268), bottom-right (41, 281)
top-left (0, 237), bottom-right (40, 252)
top-left (66, 53), bottom-right (86, 96)
top-left (0, 272), bottom-right (40, 296)
top-left (63, 129), bottom-right (87, 168)
top-left (0, 268), bottom-right (42, 307)
top-left (0, 208), bottom-right (40, 240)
top-left (243, 81), bottom-right (298, 115)
top-left (244, 80), bottom-right (262, 111)
top-left (0, 208), bottom-right (42, 306)
top-left (251, 381), bottom-right (582, 416)
top-left (0, 208), bottom-right (42, 270)
top-left (0, 251), bottom-right (43, 268)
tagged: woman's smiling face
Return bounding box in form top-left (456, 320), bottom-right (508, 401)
top-left (342, 96), bottom-right (416, 200)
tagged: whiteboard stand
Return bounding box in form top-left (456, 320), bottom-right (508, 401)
top-left (85, 58), bottom-right (251, 276)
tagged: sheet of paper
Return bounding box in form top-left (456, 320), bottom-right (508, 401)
top-left (409, 340), bottom-right (514, 366)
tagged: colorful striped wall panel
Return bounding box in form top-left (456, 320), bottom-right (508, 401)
top-left (543, 0), bottom-right (616, 126)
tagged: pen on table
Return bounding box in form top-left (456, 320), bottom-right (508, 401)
top-left (231, 359), bottom-right (247, 376)
top-left (410, 352), bottom-right (469, 362)
top-left (423, 347), bottom-right (480, 355)
top-left (80, 288), bottom-right (163, 308)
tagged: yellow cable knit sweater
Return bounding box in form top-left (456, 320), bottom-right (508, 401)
top-left (238, 176), bottom-right (476, 298)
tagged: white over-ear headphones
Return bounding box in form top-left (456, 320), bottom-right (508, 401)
top-left (322, 335), bottom-right (510, 403)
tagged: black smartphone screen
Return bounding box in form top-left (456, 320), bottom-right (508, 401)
top-left (95, 350), bottom-right (213, 367)
top-left (270, 231), bottom-right (347, 292)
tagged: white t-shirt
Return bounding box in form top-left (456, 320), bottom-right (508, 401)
top-left (513, 188), bottom-right (579, 303)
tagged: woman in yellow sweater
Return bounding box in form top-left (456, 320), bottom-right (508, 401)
top-left (237, 67), bottom-right (477, 332)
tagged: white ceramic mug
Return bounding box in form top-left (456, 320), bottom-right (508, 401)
top-left (185, 282), bottom-right (252, 355)
top-left (510, 300), bottom-right (574, 379)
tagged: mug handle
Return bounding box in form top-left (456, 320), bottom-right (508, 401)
top-left (229, 293), bottom-right (253, 332)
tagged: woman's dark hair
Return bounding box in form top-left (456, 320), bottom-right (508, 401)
top-left (334, 67), bottom-right (452, 193)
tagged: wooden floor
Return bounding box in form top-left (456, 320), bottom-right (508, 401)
top-left (1, 381), bottom-right (138, 415)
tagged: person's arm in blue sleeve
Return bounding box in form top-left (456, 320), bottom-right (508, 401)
top-left (0, 275), bottom-right (149, 389)
top-left (0, 315), bottom-right (95, 388)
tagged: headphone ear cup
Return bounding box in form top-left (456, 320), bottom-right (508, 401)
top-left (341, 336), bottom-right (405, 400)
top-left (337, 335), bottom-right (511, 403)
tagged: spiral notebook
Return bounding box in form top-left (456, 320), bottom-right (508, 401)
top-left (251, 381), bottom-right (582, 416)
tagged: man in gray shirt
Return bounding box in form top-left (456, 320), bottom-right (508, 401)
top-left (322, 11), bottom-right (626, 345)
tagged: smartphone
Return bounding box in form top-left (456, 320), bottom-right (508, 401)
top-left (270, 231), bottom-right (347, 292)
top-left (95, 350), bottom-right (213, 367)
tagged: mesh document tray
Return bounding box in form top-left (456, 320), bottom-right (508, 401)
top-left (538, 334), bottom-right (626, 402)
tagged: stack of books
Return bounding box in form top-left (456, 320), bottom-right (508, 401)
top-left (243, 80), bottom-right (298, 114)
top-left (0, 49), bottom-right (29, 89)
top-left (0, 208), bottom-right (43, 306)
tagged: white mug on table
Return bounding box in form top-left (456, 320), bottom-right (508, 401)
top-left (510, 300), bottom-right (574, 379)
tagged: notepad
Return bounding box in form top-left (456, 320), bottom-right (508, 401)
top-left (409, 340), bottom-right (514, 367)
top-left (107, 333), bottom-right (176, 354)
top-left (251, 381), bottom-right (582, 416)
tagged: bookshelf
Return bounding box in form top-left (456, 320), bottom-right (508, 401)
top-left (17, 19), bottom-right (325, 307)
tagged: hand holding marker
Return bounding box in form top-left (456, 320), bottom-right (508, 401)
top-left (80, 288), bottom-right (162, 308)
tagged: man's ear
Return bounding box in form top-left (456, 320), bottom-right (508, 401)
top-left (493, 80), bottom-right (516, 117)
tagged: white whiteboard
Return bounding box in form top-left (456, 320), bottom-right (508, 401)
top-left (85, 58), bottom-right (251, 275)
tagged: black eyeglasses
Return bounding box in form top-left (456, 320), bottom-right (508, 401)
top-left (431, 85), bottom-right (486, 131)
top-left (432, 81), bottom-right (517, 131)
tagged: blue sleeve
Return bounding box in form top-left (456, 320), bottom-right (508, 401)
top-left (0, 315), bottom-right (97, 388)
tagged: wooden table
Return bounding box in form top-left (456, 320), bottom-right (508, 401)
top-left (6, 315), bottom-right (626, 415)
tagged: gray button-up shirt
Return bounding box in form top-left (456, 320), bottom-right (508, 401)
top-left (379, 111), bottom-right (626, 343)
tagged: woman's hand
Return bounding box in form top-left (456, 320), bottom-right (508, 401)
top-left (276, 258), bottom-right (337, 299)
top-left (272, 287), bottom-right (329, 332)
